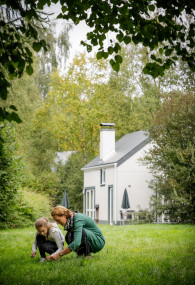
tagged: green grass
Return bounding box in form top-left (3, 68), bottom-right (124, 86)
top-left (0, 224), bottom-right (194, 285)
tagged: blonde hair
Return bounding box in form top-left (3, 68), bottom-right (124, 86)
top-left (51, 206), bottom-right (72, 219)
top-left (34, 217), bottom-right (49, 229)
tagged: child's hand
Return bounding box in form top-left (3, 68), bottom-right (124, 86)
top-left (46, 255), bottom-right (51, 260)
top-left (46, 254), bottom-right (60, 261)
top-left (31, 251), bottom-right (36, 258)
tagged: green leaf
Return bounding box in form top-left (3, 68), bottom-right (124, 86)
top-left (26, 65), bottom-right (33, 75)
top-left (116, 32), bottom-right (123, 42)
top-left (87, 45), bottom-right (92, 52)
top-left (9, 105), bottom-right (17, 111)
top-left (114, 43), bottom-right (121, 53)
top-left (96, 51), bottom-right (103, 60)
top-left (108, 46), bottom-right (114, 55)
top-left (109, 59), bottom-right (115, 66)
top-left (40, 39), bottom-right (47, 48)
top-left (151, 54), bottom-right (156, 61)
top-left (143, 66), bottom-right (149, 74)
top-left (159, 48), bottom-right (163, 55)
top-left (7, 112), bottom-right (22, 123)
top-left (123, 36), bottom-right (131, 45)
top-left (165, 49), bottom-right (173, 56)
top-left (115, 55), bottom-right (123, 64)
top-left (112, 62), bottom-right (120, 72)
top-left (149, 5), bottom-right (155, 11)
top-left (62, 6), bottom-right (67, 13)
top-left (103, 52), bottom-right (109, 59)
top-left (32, 42), bottom-right (42, 52)
top-left (156, 58), bottom-right (163, 64)
top-left (37, 0), bottom-right (48, 9)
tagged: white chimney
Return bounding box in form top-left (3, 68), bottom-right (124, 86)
top-left (100, 123), bottom-right (115, 160)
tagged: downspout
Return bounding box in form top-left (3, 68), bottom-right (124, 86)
top-left (83, 189), bottom-right (85, 214)
top-left (114, 163), bottom-right (117, 225)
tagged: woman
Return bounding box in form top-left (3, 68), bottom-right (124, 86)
top-left (31, 217), bottom-right (64, 262)
top-left (47, 206), bottom-right (105, 260)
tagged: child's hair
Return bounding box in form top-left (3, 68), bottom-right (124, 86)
top-left (34, 217), bottom-right (49, 229)
top-left (51, 206), bottom-right (72, 219)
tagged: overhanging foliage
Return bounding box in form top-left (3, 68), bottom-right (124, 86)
top-left (57, 0), bottom-right (195, 76)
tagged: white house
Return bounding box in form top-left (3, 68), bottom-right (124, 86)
top-left (81, 124), bottom-right (154, 225)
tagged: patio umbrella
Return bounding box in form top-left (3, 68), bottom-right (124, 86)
top-left (121, 188), bottom-right (130, 209)
top-left (61, 190), bottom-right (70, 208)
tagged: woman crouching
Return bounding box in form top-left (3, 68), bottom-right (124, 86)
top-left (47, 206), bottom-right (105, 260)
top-left (31, 217), bottom-right (64, 262)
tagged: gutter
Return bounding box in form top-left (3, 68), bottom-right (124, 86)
top-left (81, 162), bottom-right (117, 171)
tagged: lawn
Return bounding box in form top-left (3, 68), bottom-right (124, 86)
top-left (0, 224), bottom-right (194, 285)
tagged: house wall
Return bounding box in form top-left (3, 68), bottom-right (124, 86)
top-left (83, 165), bottom-right (115, 223)
top-left (116, 143), bottom-right (154, 222)
top-left (83, 143), bottom-right (154, 224)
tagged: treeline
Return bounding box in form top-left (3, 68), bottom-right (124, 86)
top-left (1, 34), bottom-right (194, 228)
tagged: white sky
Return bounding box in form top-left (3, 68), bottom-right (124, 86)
top-left (48, 3), bottom-right (92, 67)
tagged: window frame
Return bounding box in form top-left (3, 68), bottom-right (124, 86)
top-left (100, 168), bottom-right (106, 186)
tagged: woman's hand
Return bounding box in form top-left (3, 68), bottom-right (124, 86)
top-left (46, 254), bottom-right (60, 261)
top-left (31, 251), bottom-right (36, 258)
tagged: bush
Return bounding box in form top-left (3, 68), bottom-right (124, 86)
top-left (0, 124), bottom-right (23, 225)
top-left (0, 188), bottom-right (52, 229)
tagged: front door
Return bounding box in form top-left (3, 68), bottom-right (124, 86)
top-left (108, 186), bottom-right (113, 225)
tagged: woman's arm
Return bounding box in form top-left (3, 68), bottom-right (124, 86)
top-left (46, 246), bottom-right (72, 261)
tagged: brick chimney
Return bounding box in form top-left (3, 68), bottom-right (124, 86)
top-left (100, 123), bottom-right (115, 160)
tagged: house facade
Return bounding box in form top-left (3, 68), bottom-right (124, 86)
top-left (81, 125), bottom-right (154, 225)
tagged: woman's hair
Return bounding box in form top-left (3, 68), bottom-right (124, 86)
top-left (51, 206), bottom-right (72, 219)
top-left (34, 217), bottom-right (48, 229)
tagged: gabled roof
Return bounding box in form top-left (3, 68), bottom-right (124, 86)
top-left (82, 130), bottom-right (149, 170)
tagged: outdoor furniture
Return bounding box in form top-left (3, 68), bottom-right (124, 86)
top-left (120, 210), bottom-right (135, 225)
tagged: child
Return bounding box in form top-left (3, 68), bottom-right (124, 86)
top-left (31, 217), bottom-right (64, 262)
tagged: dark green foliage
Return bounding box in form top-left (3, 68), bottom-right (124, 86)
top-left (56, 152), bottom-right (85, 212)
top-left (57, 0), bottom-right (195, 76)
top-left (0, 0), bottom-right (48, 108)
top-left (145, 92), bottom-right (195, 223)
top-left (0, 124), bottom-right (22, 224)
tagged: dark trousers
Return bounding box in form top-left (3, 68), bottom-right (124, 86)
top-left (65, 229), bottom-right (91, 256)
top-left (36, 234), bottom-right (58, 258)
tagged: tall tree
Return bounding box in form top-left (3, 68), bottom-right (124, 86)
top-left (56, 152), bottom-right (84, 212)
top-left (1, 0), bottom-right (194, 110)
top-left (0, 0), bottom-right (48, 120)
top-left (0, 123), bottom-right (22, 224)
top-left (144, 92), bottom-right (195, 223)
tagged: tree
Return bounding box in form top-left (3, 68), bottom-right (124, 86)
top-left (0, 1), bottom-right (71, 122)
top-left (56, 152), bottom-right (84, 211)
top-left (0, 0), bottom-right (48, 116)
top-left (57, 0), bottom-right (195, 76)
top-left (144, 92), bottom-right (195, 223)
top-left (36, 22), bottom-right (71, 98)
top-left (1, 0), bottom-right (194, 125)
top-left (0, 123), bottom-right (22, 224)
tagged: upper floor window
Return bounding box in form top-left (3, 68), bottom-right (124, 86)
top-left (100, 169), bottom-right (105, 185)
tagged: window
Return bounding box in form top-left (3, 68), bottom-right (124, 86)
top-left (86, 189), bottom-right (95, 219)
top-left (100, 169), bottom-right (105, 185)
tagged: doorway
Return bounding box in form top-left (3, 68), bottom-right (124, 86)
top-left (108, 186), bottom-right (113, 225)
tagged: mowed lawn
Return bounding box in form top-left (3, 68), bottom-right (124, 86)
top-left (0, 224), bottom-right (194, 285)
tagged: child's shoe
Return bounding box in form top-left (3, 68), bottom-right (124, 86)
top-left (40, 257), bottom-right (46, 263)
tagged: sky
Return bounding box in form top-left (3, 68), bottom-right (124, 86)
top-left (47, 3), bottom-right (92, 68)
